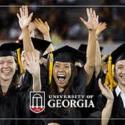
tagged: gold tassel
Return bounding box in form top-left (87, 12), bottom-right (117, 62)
top-left (111, 64), bottom-right (117, 88)
top-left (48, 52), bottom-right (54, 85)
top-left (108, 55), bottom-right (112, 89)
top-left (104, 55), bottom-right (117, 90)
top-left (17, 48), bottom-right (24, 74)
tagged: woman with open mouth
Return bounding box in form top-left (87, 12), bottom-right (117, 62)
top-left (45, 45), bottom-right (86, 125)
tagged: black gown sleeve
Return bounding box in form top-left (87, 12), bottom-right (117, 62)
top-left (71, 67), bottom-right (86, 95)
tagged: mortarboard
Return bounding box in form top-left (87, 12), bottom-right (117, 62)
top-left (0, 42), bottom-right (21, 57)
top-left (46, 45), bottom-right (85, 63)
top-left (19, 37), bottom-right (51, 53)
top-left (105, 43), bottom-right (125, 64)
top-left (78, 44), bottom-right (87, 54)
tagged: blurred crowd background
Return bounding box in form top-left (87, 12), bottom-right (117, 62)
top-left (0, 0), bottom-right (125, 50)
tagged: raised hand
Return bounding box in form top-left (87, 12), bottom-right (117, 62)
top-left (25, 51), bottom-right (40, 76)
top-left (80, 8), bottom-right (99, 31)
top-left (98, 79), bottom-right (114, 101)
top-left (33, 18), bottom-right (50, 36)
top-left (96, 22), bottom-right (107, 36)
top-left (17, 6), bottom-right (33, 29)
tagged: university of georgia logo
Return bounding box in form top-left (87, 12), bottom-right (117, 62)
top-left (29, 91), bottom-right (45, 113)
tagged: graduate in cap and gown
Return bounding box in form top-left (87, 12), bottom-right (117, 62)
top-left (44, 45), bottom-right (86, 125)
top-left (0, 21), bottom-right (43, 125)
top-left (0, 42), bottom-right (21, 125)
top-left (99, 43), bottom-right (125, 125)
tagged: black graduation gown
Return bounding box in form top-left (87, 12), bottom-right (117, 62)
top-left (0, 83), bottom-right (18, 125)
top-left (87, 70), bottom-right (106, 110)
top-left (80, 70), bottom-right (102, 125)
top-left (84, 71), bottom-right (97, 117)
top-left (45, 92), bottom-right (82, 125)
top-left (108, 89), bottom-right (125, 125)
top-left (0, 79), bottom-right (39, 125)
top-left (45, 67), bottom-right (86, 125)
top-left (85, 69), bottom-right (106, 96)
top-left (96, 89), bottom-right (125, 125)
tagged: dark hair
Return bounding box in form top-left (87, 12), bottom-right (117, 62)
top-left (48, 62), bottom-right (77, 115)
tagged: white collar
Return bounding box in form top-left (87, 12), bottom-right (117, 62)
top-left (115, 86), bottom-right (123, 96)
top-left (115, 86), bottom-right (125, 108)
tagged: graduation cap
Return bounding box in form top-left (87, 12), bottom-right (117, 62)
top-left (105, 43), bottom-right (125, 64)
top-left (78, 44), bottom-right (87, 54)
top-left (19, 37), bottom-right (51, 53)
top-left (44, 45), bottom-right (85, 84)
top-left (0, 42), bottom-right (21, 57)
top-left (47, 45), bottom-right (85, 63)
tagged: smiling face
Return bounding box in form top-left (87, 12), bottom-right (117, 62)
top-left (115, 60), bottom-right (125, 87)
top-left (53, 61), bottom-right (72, 91)
top-left (0, 56), bottom-right (16, 81)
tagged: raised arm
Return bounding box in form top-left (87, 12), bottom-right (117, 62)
top-left (17, 6), bottom-right (41, 91)
top-left (95, 23), bottom-right (107, 77)
top-left (17, 6), bottom-right (34, 52)
top-left (98, 79), bottom-right (114, 125)
top-left (80, 8), bottom-right (98, 85)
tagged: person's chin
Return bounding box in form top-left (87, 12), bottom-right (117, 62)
top-left (121, 81), bottom-right (125, 86)
top-left (57, 81), bottom-right (67, 87)
top-left (118, 78), bottom-right (125, 85)
top-left (2, 75), bottom-right (13, 80)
